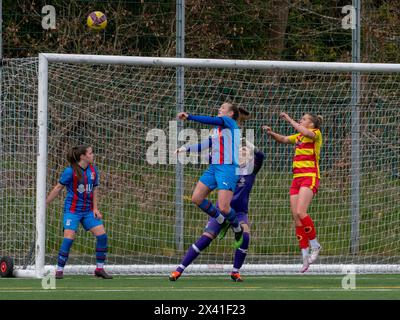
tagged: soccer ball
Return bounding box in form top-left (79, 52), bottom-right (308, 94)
top-left (87, 11), bottom-right (107, 31)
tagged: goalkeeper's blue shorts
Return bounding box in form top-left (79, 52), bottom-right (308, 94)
top-left (199, 164), bottom-right (239, 192)
top-left (63, 210), bottom-right (103, 232)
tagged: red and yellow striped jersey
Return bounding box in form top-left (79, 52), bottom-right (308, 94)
top-left (288, 129), bottom-right (322, 179)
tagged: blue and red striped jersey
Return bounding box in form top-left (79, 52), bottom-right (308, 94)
top-left (187, 115), bottom-right (240, 166)
top-left (59, 164), bottom-right (99, 213)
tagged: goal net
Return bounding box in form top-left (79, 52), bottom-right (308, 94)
top-left (1, 54), bottom-right (399, 277)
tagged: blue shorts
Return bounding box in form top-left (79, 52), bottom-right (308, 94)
top-left (204, 212), bottom-right (249, 236)
top-left (199, 164), bottom-right (239, 192)
top-left (63, 211), bottom-right (103, 232)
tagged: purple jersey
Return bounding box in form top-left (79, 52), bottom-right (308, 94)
top-left (230, 151), bottom-right (265, 214)
top-left (59, 164), bottom-right (99, 213)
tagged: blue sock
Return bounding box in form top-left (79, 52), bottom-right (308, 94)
top-left (198, 199), bottom-right (222, 221)
top-left (225, 208), bottom-right (240, 230)
top-left (96, 234), bottom-right (108, 269)
top-left (233, 232), bottom-right (250, 270)
top-left (57, 238), bottom-right (73, 270)
top-left (177, 235), bottom-right (213, 273)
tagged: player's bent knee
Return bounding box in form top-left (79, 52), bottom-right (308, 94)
top-left (217, 204), bottom-right (230, 215)
top-left (64, 230), bottom-right (76, 239)
top-left (91, 225), bottom-right (106, 236)
top-left (191, 195), bottom-right (203, 206)
top-left (292, 215), bottom-right (302, 226)
top-left (295, 211), bottom-right (307, 219)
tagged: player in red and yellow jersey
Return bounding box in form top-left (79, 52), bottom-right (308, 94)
top-left (262, 112), bottom-right (323, 273)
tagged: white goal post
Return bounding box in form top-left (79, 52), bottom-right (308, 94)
top-left (1, 53), bottom-right (399, 278)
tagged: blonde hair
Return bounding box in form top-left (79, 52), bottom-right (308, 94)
top-left (307, 113), bottom-right (323, 129)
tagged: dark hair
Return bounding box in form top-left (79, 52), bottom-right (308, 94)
top-left (67, 145), bottom-right (90, 180)
top-left (307, 113), bottom-right (323, 129)
top-left (238, 107), bottom-right (251, 124)
top-left (225, 101), bottom-right (239, 120)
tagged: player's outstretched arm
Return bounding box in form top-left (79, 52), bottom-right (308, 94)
top-left (280, 112), bottom-right (316, 139)
top-left (261, 125), bottom-right (291, 144)
top-left (176, 137), bottom-right (212, 154)
top-left (177, 112), bottom-right (225, 126)
top-left (46, 183), bottom-right (64, 206)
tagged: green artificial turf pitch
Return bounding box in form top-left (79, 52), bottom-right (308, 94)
top-left (0, 275), bottom-right (399, 300)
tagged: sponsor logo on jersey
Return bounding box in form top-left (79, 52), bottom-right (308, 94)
top-left (77, 184), bottom-right (85, 193)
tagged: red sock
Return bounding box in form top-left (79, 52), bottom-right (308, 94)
top-left (295, 226), bottom-right (308, 249)
top-left (300, 215), bottom-right (316, 240)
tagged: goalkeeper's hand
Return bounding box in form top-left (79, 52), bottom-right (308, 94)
top-left (262, 125), bottom-right (272, 135)
top-left (175, 146), bottom-right (187, 154)
top-left (241, 137), bottom-right (256, 151)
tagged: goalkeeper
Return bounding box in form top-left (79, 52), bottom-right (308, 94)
top-left (170, 136), bottom-right (265, 282)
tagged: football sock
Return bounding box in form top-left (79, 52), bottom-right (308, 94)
top-left (198, 199), bottom-right (224, 223)
top-left (296, 226), bottom-right (309, 250)
top-left (96, 234), bottom-right (108, 269)
top-left (233, 232), bottom-right (250, 270)
top-left (57, 238), bottom-right (73, 271)
top-left (177, 235), bottom-right (212, 273)
top-left (300, 215), bottom-right (317, 240)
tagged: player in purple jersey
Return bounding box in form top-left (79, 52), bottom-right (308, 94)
top-left (46, 145), bottom-right (112, 279)
top-left (176, 102), bottom-right (244, 250)
top-left (170, 137), bottom-right (265, 282)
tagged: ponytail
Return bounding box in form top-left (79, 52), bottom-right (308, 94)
top-left (66, 145), bottom-right (89, 180)
top-left (307, 113), bottom-right (323, 129)
top-left (238, 107), bottom-right (251, 125)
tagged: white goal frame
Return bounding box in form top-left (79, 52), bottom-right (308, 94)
top-left (16, 53), bottom-right (400, 278)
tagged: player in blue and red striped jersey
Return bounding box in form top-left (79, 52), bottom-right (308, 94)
top-left (176, 102), bottom-right (243, 250)
top-left (46, 145), bottom-right (112, 279)
top-left (170, 136), bottom-right (265, 282)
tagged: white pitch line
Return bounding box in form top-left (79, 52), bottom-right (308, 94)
top-left (0, 288), bottom-right (399, 293)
